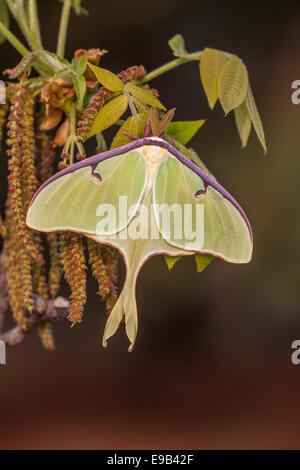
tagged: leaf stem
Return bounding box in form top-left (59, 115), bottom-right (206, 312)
top-left (7, 0), bottom-right (34, 49)
top-left (0, 21), bottom-right (29, 55)
top-left (142, 50), bottom-right (233, 83)
top-left (56, 0), bottom-right (72, 58)
top-left (141, 57), bottom-right (191, 83)
top-left (28, 0), bottom-right (43, 50)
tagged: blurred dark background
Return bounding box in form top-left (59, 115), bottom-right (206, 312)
top-left (1, 0), bottom-right (300, 449)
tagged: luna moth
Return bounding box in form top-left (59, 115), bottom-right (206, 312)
top-left (26, 123), bottom-right (252, 351)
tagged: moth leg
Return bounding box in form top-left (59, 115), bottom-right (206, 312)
top-left (144, 117), bottom-right (151, 137)
top-left (122, 129), bottom-right (139, 140)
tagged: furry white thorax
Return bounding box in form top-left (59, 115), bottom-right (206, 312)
top-left (141, 143), bottom-right (168, 190)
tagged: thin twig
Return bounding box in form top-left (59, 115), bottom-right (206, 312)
top-left (0, 295), bottom-right (70, 346)
top-left (28, 0), bottom-right (43, 50)
top-left (0, 21), bottom-right (29, 56)
top-left (7, 0), bottom-right (34, 49)
top-left (140, 51), bottom-right (232, 84)
top-left (0, 249), bottom-right (69, 345)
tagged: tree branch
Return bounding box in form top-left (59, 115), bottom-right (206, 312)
top-left (0, 294), bottom-right (70, 346)
top-left (0, 249), bottom-right (70, 346)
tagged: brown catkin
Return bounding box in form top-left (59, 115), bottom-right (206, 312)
top-left (32, 260), bottom-right (48, 300)
top-left (21, 94), bottom-right (39, 209)
top-left (102, 245), bottom-right (119, 284)
top-left (60, 232), bottom-right (87, 324)
top-left (39, 139), bottom-right (57, 183)
top-left (88, 239), bottom-right (118, 312)
top-left (31, 232), bottom-right (48, 301)
top-left (47, 233), bottom-right (61, 298)
top-left (36, 128), bottom-right (48, 160)
top-left (21, 94), bottom-right (49, 297)
top-left (38, 322), bottom-right (55, 351)
top-left (4, 83), bottom-right (46, 325)
top-left (0, 214), bottom-right (6, 238)
top-left (0, 103), bottom-right (9, 150)
top-left (4, 199), bottom-right (32, 327)
top-left (6, 83), bottom-right (40, 262)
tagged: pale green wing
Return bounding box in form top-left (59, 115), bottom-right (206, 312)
top-left (27, 150), bottom-right (146, 235)
top-left (93, 192), bottom-right (190, 351)
top-left (153, 154), bottom-right (252, 263)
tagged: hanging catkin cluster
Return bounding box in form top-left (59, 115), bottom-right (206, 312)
top-left (0, 102), bottom-right (9, 150)
top-left (22, 94), bottom-right (49, 306)
top-left (88, 239), bottom-right (118, 312)
top-left (4, 82), bottom-right (37, 326)
top-left (2, 81), bottom-right (55, 348)
top-left (6, 82), bottom-right (40, 262)
top-left (38, 322), bottom-right (55, 351)
top-left (60, 232), bottom-right (87, 324)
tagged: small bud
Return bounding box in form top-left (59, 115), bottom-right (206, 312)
top-left (58, 161), bottom-right (68, 170)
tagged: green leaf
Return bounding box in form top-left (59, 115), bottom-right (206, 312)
top-left (194, 254), bottom-right (214, 272)
top-left (246, 85), bottom-right (266, 153)
top-left (87, 95), bottom-right (129, 139)
top-left (72, 54), bottom-right (88, 75)
top-left (110, 114), bottom-right (147, 149)
top-left (200, 48), bottom-right (227, 109)
top-left (218, 55), bottom-right (249, 115)
top-left (0, 0), bottom-right (9, 44)
top-left (168, 34), bottom-right (188, 57)
top-left (164, 255), bottom-right (181, 270)
top-left (88, 64), bottom-right (124, 92)
top-left (73, 75), bottom-right (86, 109)
top-left (125, 83), bottom-right (166, 110)
top-left (165, 120), bottom-right (205, 145)
top-left (234, 99), bottom-right (252, 148)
